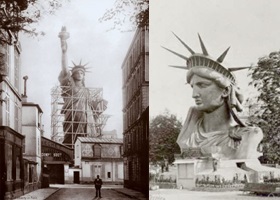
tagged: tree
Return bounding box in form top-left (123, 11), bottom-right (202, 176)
top-left (247, 51), bottom-right (280, 164)
top-left (0, 0), bottom-right (67, 45)
top-left (99, 0), bottom-right (149, 31)
top-left (149, 111), bottom-right (182, 168)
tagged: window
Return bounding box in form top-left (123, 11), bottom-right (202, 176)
top-left (24, 162), bottom-right (28, 182)
top-left (16, 156), bottom-right (20, 180)
top-left (22, 138), bottom-right (25, 154)
top-left (14, 48), bottom-right (20, 90)
top-left (93, 145), bottom-right (101, 158)
top-left (29, 165), bottom-right (33, 183)
top-left (124, 160), bottom-right (129, 180)
top-left (6, 143), bottom-right (12, 181)
top-left (145, 54), bottom-right (149, 82)
top-left (107, 172), bottom-right (111, 178)
top-left (14, 102), bottom-right (19, 131)
top-left (0, 44), bottom-right (10, 76)
top-left (76, 144), bottom-right (79, 158)
top-left (5, 95), bottom-right (10, 126)
top-left (6, 45), bottom-right (10, 77)
top-left (120, 146), bottom-right (123, 156)
top-left (38, 138), bottom-right (40, 155)
top-left (94, 165), bottom-right (101, 177)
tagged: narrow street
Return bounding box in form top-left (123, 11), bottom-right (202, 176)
top-left (45, 188), bottom-right (132, 200)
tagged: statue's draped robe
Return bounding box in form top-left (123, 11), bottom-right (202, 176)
top-left (177, 107), bottom-right (263, 159)
top-left (59, 71), bottom-right (106, 144)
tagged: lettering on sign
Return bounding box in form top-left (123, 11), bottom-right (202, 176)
top-left (42, 152), bottom-right (62, 157)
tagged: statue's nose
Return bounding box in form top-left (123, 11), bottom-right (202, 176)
top-left (192, 89), bottom-right (200, 98)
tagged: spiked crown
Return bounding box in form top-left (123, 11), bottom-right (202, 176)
top-left (70, 60), bottom-right (90, 75)
top-left (162, 33), bottom-right (250, 85)
top-left (163, 33), bottom-right (251, 127)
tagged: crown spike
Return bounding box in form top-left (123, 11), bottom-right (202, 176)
top-left (79, 59), bottom-right (82, 65)
top-left (172, 32), bottom-right (195, 55)
top-left (228, 66), bottom-right (251, 72)
top-left (217, 47), bottom-right (230, 63)
top-left (161, 46), bottom-right (188, 61)
top-left (198, 33), bottom-right (208, 56)
top-left (72, 61), bottom-right (77, 66)
top-left (168, 65), bottom-right (189, 70)
top-left (82, 62), bottom-right (89, 67)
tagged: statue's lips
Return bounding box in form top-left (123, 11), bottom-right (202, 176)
top-left (195, 100), bottom-right (202, 105)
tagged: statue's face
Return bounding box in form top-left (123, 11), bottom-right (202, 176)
top-left (73, 70), bottom-right (84, 81)
top-left (190, 74), bottom-right (226, 113)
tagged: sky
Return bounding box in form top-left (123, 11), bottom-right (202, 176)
top-left (150, 0), bottom-right (280, 122)
top-left (20, 0), bottom-right (135, 139)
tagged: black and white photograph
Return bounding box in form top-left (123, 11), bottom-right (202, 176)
top-left (150, 0), bottom-right (280, 199)
top-left (3, 0), bottom-right (280, 199)
top-left (0, 0), bottom-right (148, 199)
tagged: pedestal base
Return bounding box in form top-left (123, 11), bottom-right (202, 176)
top-left (174, 158), bottom-right (280, 189)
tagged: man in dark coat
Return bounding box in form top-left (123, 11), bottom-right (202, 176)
top-left (94, 175), bottom-right (103, 198)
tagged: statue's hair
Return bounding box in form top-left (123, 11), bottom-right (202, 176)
top-left (187, 67), bottom-right (230, 89)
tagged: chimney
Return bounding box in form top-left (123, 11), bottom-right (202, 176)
top-left (21, 75), bottom-right (28, 102)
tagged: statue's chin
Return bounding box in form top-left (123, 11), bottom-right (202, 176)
top-left (195, 105), bottom-right (221, 113)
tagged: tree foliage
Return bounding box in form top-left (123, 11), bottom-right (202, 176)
top-left (247, 51), bottom-right (280, 164)
top-left (0, 0), bottom-right (67, 45)
top-left (99, 0), bottom-right (149, 31)
top-left (149, 111), bottom-right (182, 165)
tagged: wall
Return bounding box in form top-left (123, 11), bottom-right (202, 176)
top-left (0, 82), bottom-right (22, 132)
top-left (74, 139), bottom-right (82, 167)
top-left (80, 161), bottom-right (123, 183)
top-left (22, 107), bottom-right (38, 126)
top-left (22, 105), bottom-right (42, 190)
top-left (67, 168), bottom-right (82, 184)
top-left (0, 127), bottom-right (24, 199)
top-left (122, 26), bottom-right (149, 196)
top-left (177, 163), bottom-right (195, 189)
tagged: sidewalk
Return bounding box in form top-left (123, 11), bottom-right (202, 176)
top-left (149, 189), bottom-right (273, 200)
top-left (111, 188), bottom-right (147, 200)
top-left (14, 187), bottom-right (60, 200)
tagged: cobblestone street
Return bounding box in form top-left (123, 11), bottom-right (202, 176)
top-left (45, 188), bottom-right (132, 200)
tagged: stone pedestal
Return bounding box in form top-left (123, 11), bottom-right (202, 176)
top-left (175, 159), bottom-right (197, 189)
top-left (174, 157), bottom-right (280, 189)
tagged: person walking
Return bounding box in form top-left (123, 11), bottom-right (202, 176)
top-left (94, 175), bottom-right (103, 198)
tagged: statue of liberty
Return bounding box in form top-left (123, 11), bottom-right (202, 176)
top-left (58, 26), bottom-right (107, 148)
top-left (163, 33), bottom-right (263, 160)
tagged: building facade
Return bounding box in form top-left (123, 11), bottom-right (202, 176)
top-left (122, 26), bottom-right (149, 195)
top-left (22, 102), bottom-right (43, 193)
top-left (74, 137), bottom-right (124, 184)
top-left (0, 31), bottom-right (24, 199)
top-left (41, 136), bottom-right (73, 185)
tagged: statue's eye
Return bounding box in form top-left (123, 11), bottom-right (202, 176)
top-left (197, 83), bottom-right (208, 88)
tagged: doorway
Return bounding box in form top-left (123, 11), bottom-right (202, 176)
top-left (74, 171), bottom-right (80, 184)
top-left (48, 164), bottom-right (65, 184)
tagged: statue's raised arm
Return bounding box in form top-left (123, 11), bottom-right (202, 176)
top-left (58, 26), bottom-right (70, 73)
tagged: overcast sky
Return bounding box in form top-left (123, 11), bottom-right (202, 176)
top-left (20, 0), bottom-right (280, 138)
top-left (20, 0), bottom-right (134, 139)
top-left (150, 0), bottom-right (280, 122)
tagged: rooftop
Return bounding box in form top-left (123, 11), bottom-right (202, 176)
top-left (77, 137), bottom-right (123, 144)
